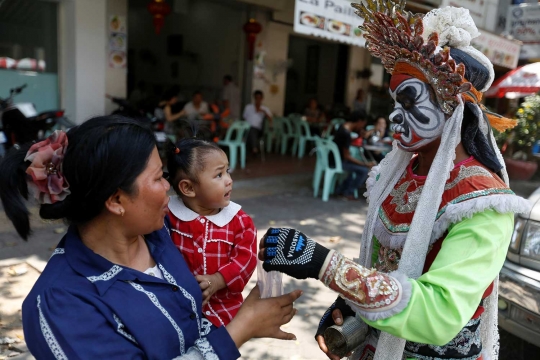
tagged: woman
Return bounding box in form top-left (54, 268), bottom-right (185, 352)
top-left (352, 89), bottom-right (366, 113)
top-left (304, 98), bottom-right (325, 136)
top-left (363, 116), bottom-right (390, 162)
top-left (0, 116), bottom-right (301, 359)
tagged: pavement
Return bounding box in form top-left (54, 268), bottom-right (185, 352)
top-left (1, 155), bottom-right (540, 359)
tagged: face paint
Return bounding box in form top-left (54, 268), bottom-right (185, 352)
top-left (389, 78), bottom-right (445, 152)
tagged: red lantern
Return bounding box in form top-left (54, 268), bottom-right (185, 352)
top-left (147, 0), bottom-right (171, 35)
top-left (243, 19), bottom-right (262, 60)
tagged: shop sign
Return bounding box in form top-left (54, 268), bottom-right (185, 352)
top-left (441, 0), bottom-right (487, 29)
top-left (293, 0), bottom-right (366, 47)
top-left (470, 31), bottom-right (521, 69)
top-left (506, 3), bottom-right (540, 59)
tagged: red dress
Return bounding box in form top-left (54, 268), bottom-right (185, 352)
top-left (168, 197), bottom-right (257, 327)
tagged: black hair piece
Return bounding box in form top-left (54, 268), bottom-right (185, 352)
top-left (461, 103), bottom-right (503, 174)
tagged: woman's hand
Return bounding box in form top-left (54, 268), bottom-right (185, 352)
top-left (258, 227), bottom-right (330, 280)
top-left (226, 285), bottom-right (302, 348)
top-left (196, 273), bottom-right (226, 306)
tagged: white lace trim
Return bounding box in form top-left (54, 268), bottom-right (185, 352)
top-left (200, 318), bottom-right (212, 336)
top-left (158, 264), bottom-right (202, 334)
top-left (129, 282), bottom-right (185, 354)
top-left (113, 313), bottom-right (138, 344)
top-left (86, 265), bottom-right (122, 283)
top-left (37, 295), bottom-right (68, 360)
top-left (195, 338), bottom-right (219, 360)
top-left (172, 229), bottom-right (193, 238)
top-left (50, 248), bottom-right (65, 258)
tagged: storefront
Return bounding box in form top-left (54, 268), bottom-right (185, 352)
top-left (0, 0), bottom-right (60, 112)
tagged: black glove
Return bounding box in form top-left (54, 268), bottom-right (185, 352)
top-left (315, 297), bottom-right (356, 339)
top-left (262, 227), bottom-right (330, 280)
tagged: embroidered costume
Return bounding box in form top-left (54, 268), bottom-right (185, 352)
top-left (23, 222), bottom-right (240, 359)
top-left (168, 197), bottom-right (257, 327)
top-left (261, 2), bottom-right (532, 360)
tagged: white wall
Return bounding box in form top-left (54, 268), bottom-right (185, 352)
top-left (60, 0), bottom-right (107, 124)
top-left (345, 46), bottom-right (371, 111)
top-left (105, 0), bottom-right (128, 115)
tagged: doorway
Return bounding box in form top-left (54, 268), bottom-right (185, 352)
top-left (284, 35), bottom-right (349, 116)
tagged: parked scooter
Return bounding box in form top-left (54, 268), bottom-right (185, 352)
top-left (0, 84), bottom-right (74, 152)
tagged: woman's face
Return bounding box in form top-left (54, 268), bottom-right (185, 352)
top-left (123, 147), bottom-right (170, 235)
top-left (376, 117), bottom-right (387, 131)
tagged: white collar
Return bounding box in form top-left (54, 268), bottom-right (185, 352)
top-left (168, 196), bottom-right (242, 227)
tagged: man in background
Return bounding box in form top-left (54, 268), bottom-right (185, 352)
top-left (332, 109), bottom-right (375, 200)
top-left (243, 90), bottom-right (272, 155)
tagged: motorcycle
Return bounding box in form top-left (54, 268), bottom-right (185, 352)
top-left (0, 84), bottom-right (74, 153)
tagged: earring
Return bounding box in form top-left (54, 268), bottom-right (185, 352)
top-left (120, 209), bottom-right (125, 217)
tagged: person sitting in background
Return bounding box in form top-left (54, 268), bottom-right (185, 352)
top-left (243, 90), bottom-right (273, 155)
top-left (183, 91), bottom-right (210, 120)
top-left (304, 98), bottom-right (326, 136)
top-left (332, 109), bottom-right (376, 201)
top-left (364, 115), bottom-right (390, 162)
top-left (353, 89), bottom-right (367, 112)
top-left (163, 86), bottom-right (185, 123)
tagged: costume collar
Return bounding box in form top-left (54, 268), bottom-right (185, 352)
top-left (64, 225), bottom-right (170, 296)
top-left (168, 196), bottom-right (241, 227)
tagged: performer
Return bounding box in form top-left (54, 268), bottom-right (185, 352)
top-left (259, 2), bottom-right (531, 360)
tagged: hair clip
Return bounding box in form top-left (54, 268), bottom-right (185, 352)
top-left (174, 147), bottom-right (180, 154)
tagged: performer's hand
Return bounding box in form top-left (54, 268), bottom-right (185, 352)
top-left (258, 227), bottom-right (330, 280)
top-left (196, 273), bottom-right (226, 306)
top-left (315, 297), bottom-right (356, 360)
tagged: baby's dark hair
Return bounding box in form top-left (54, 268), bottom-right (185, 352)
top-left (166, 138), bottom-right (222, 195)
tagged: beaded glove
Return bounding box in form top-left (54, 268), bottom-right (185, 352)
top-left (262, 227), bottom-right (330, 280)
top-left (315, 296), bottom-right (356, 339)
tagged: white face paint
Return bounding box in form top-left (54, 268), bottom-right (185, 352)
top-left (389, 78), bottom-right (445, 152)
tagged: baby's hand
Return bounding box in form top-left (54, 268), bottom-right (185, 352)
top-left (196, 273), bottom-right (226, 306)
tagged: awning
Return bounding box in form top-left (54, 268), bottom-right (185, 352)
top-left (293, 0), bottom-right (366, 47)
top-left (485, 62), bottom-right (540, 98)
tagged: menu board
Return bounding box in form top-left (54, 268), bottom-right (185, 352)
top-left (294, 0), bottom-right (366, 47)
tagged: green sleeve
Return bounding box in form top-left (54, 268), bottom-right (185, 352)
top-left (363, 210), bottom-right (513, 346)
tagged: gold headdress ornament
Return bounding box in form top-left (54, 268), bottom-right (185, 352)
top-left (353, 0), bottom-right (517, 131)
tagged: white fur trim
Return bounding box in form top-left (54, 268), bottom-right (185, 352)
top-left (422, 7), bottom-right (480, 48)
top-left (348, 271), bottom-right (412, 321)
top-left (431, 194), bottom-right (531, 241)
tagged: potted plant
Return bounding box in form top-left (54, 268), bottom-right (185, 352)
top-left (497, 94), bottom-right (540, 181)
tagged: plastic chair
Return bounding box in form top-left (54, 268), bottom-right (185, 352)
top-left (330, 118), bottom-right (346, 131)
top-left (217, 121), bottom-right (250, 170)
top-left (313, 137), bottom-right (348, 201)
top-left (280, 117), bottom-right (299, 155)
top-left (295, 120), bottom-right (317, 158)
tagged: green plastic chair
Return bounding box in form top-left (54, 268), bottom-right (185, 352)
top-left (269, 117), bottom-right (284, 152)
top-left (217, 121), bottom-right (250, 170)
top-left (322, 118), bottom-right (346, 140)
top-left (313, 137), bottom-right (345, 201)
top-left (263, 118), bottom-right (278, 153)
top-left (280, 117), bottom-right (299, 155)
top-left (294, 120), bottom-right (318, 158)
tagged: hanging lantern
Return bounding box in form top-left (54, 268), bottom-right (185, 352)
top-left (243, 19), bottom-right (262, 61)
top-left (147, 0), bottom-right (171, 35)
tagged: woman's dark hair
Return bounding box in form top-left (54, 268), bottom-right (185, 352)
top-left (0, 116), bottom-right (157, 240)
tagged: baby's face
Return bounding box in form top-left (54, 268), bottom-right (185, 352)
top-left (191, 150), bottom-right (233, 210)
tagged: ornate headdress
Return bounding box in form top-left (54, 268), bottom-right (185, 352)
top-left (353, 0), bottom-right (516, 131)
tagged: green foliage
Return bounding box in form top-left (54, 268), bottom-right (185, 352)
top-left (496, 95), bottom-right (540, 160)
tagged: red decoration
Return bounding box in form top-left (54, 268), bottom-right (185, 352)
top-left (147, 0), bottom-right (171, 35)
top-left (243, 19), bottom-right (262, 60)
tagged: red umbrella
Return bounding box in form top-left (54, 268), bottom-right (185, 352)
top-left (485, 62), bottom-right (540, 99)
